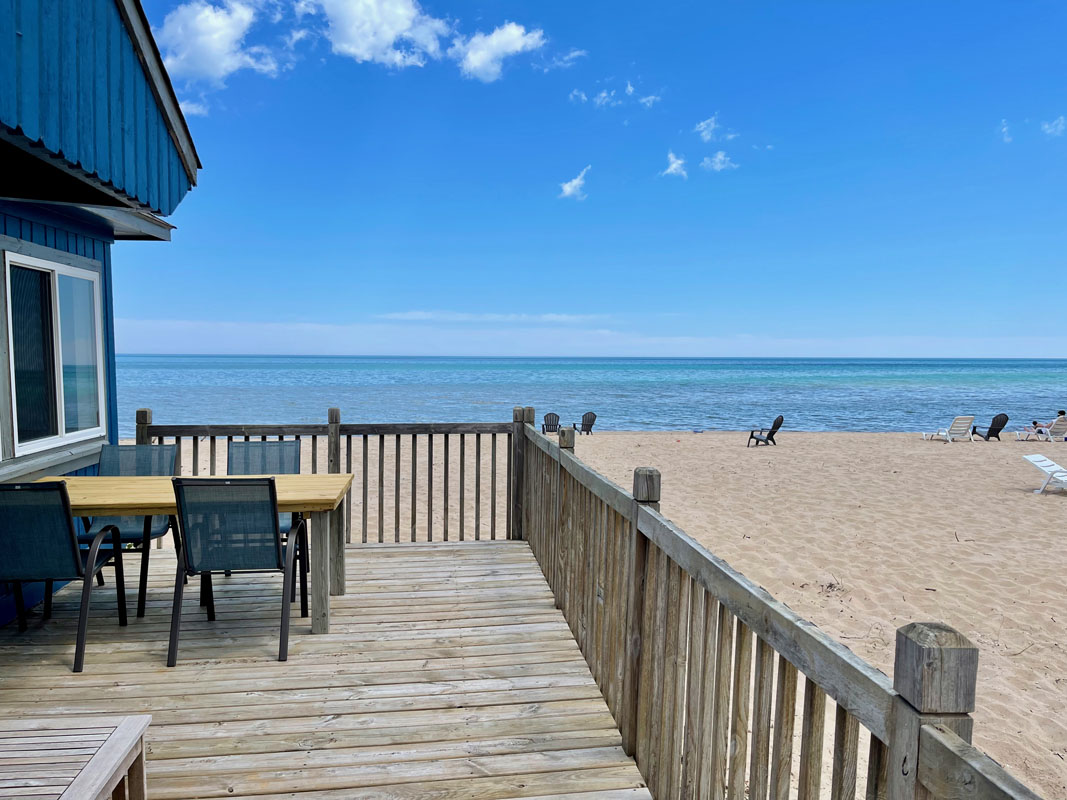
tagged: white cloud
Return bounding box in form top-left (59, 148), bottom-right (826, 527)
top-left (1041, 116), bottom-right (1065, 136)
top-left (625, 80), bottom-right (634, 95)
top-left (307, 0), bottom-right (450, 68)
top-left (286, 28), bottom-right (311, 49)
top-left (559, 165), bottom-right (591, 200)
top-left (450, 22), bottom-right (545, 82)
top-left (157, 0), bottom-right (277, 85)
top-left (376, 310), bottom-right (604, 322)
top-left (660, 151), bottom-right (687, 179)
top-left (542, 48), bottom-right (587, 72)
top-left (179, 98), bottom-right (210, 116)
top-left (593, 89), bottom-right (620, 108)
top-left (638, 94), bottom-right (660, 108)
top-left (694, 115), bottom-right (720, 142)
top-left (569, 88), bottom-right (587, 103)
top-left (701, 151), bottom-right (738, 172)
top-left (1000, 119), bottom-right (1012, 143)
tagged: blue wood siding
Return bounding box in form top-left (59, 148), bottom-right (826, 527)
top-left (0, 0), bottom-right (191, 215)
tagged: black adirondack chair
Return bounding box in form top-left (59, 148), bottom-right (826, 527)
top-left (1, 482), bottom-right (127, 672)
top-left (543, 413), bottom-right (561, 434)
top-left (574, 412), bottom-right (597, 435)
top-left (168, 477), bottom-right (306, 667)
top-left (973, 413), bottom-right (1009, 441)
top-left (748, 415), bottom-right (784, 447)
top-left (79, 444), bottom-right (177, 618)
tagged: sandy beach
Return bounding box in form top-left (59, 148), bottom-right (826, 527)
top-left (576, 431), bottom-right (1066, 798)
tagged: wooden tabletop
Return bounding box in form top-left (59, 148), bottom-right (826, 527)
top-left (36, 474), bottom-right (354, 516)
top-left (0, 714), bottom-right (151, 799)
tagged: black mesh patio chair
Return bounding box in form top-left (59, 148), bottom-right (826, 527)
top-left (227, 440), bottom-right (307, 612)
top-left (0, 482), bottom-right (127, 672)
top-left (542, 413), bottom-right (561, 434)
top-left (574, 412), bottom-right (597, 435)
top-left (748, 415), bottom-right (784, 447)
top-left (78, 444), bottom-right (177, 618)
top-left (168, 477), bottom-right (305, 667)
top-left (973, 413), bottom-right (1009, 441)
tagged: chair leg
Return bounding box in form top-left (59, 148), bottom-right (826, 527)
top-left (279, 541), bottom-right (298, 662)
top-left (299, 528), bottom-right (309, 618)
top-left (138, 519), bottom-right (152, 618)
top-left (112, 530), bottom-right (127, 628)
top-left (166, 561), bottom-right (186, 668)
top-left (74, 572), bottom-right (95, 673)
top-left (203, 573), bottom-right (215, 621)
top-left (43, 579), bottom-right (53, 621)
top-left (96, 571), bottom-right (105, 587)
top-left (13, 582), bottom-right (26, 633)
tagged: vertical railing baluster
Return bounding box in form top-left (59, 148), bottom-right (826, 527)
top-left (311, 435), bottom-right (318, 473)
top-left (443, 434), bottom-right (450, 541)
top-left (377, 434), bottom-right (384, 543)
top-left (361, 434), bottom-right (368, 544)
top-left (475, 433), bottom-right (481, 540)
top-left (345, 434), bottom-right (352, 544)
top-left (410, 434), bottom-right (417, 542)
top-left (174, 436), bottom-right (182, 475)
top-left (459, 434), bottom-right (466, 541)
top-left (427, 434), bottom-right (433, 541)
top-left (209, 436), bottom-right (216, 475)
top-left (394, 435), bottom-right (400, 543)
top-left (490, 433), bottom-right (497, 540)
top-left (191, 436), bottom-right (199, 475)
top-left (506, 432), bottom-right (512, 539)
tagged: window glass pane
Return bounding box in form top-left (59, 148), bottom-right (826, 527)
top-left (10, 266), bottom-right (58, 443)
top-left (58, 274), bottom-right (100, 433)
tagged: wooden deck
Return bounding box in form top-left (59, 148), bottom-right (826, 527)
top-left (0, 541), bottom-right (650, 800)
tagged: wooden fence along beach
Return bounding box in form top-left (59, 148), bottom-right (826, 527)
top-left (116, 406), bottom-right (1047, 800)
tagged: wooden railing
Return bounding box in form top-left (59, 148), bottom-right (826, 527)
top-left (135, 408), bottom-right (516, 544)
top-left (515, 407), bottom-right (1045, 800)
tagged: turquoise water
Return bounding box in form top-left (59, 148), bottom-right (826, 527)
top-left (115, 355), bottom-right (1067, 437)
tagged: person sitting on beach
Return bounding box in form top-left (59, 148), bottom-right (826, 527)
top-left (1022, 410), bottom-right (1066, 434)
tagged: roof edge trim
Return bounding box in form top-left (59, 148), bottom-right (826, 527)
top-left (113, 0), bottom-right (202, 186)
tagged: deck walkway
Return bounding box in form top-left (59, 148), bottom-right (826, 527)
top-left (0, 541), bottom-right (650, 799)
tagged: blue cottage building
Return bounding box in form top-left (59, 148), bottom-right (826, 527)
top-left (0, 0), bottom-right (199, 618)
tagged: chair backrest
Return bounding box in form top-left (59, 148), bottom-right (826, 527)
top-left (98, 444), bottom-right (177, 476)
top-left (581, 412), bottom-right (597, 431)
top-left (0, 483), bottom-right (82, 581)
top-left (172, 478), bottom-right (284, 574)
top-left (544, 413), bottom-right (560, 431)
top-left (948, 416), bottom-right (974, 436)
top-left (228, 440), bottom-right (301, 475)
top-left (768, 415), bottom-right (784, 434)
top-left (987, 413), bottom-right (1009, 436)
top-left (1024, 454), bottom-right (1066, 475)
top-left (1047, 416), bottom-right (1067, 437)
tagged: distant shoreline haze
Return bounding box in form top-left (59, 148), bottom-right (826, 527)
top-left (115, 354), bottom-right (1066, 437)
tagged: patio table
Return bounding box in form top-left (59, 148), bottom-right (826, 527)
top-left (0, 714), bottom-right (151, 799)
top-left (37, 474), bottom-right (353, 634)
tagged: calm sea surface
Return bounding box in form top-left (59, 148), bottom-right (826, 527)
top-left (115, 355), bottom-right (1067, 437)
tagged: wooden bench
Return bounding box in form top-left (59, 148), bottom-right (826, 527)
top-left (0, 715), bottom-right (150, 799)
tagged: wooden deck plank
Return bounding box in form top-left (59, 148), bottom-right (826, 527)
top-left (0, 541), bottom-right (647, 799)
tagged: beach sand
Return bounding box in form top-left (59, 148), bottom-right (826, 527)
top-left (576, 431), bottom-right (1066, 798)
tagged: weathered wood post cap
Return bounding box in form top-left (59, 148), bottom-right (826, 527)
top-left (513, 406), bottom-right (525, 422)
top-left (558, 427), bottom-right (575, 450)
top-left (523, 406), bottom-right (535, 424)
top-left (135, 408), bottom-right (152, 424)
top-left (893, 622), bottom-right (978, 714)
top-left (328, 407), bottom-right (341, 424)
top-left (633, 467), bottom-right (661, 506)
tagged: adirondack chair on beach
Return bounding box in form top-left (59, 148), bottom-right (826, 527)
top-left (748, 415), bottom-right (784, 447)
top-left (922, 416), bottom-right (974, 442)
top-left (543, 413), bottom-right (561, 434)
top-left (574, 412), bottom-right (597, 435)
top-left (973, 413), bottom-right (1009, 441)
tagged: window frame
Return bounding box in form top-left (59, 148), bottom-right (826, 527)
top-left (4, 251), bottom-right (107, 457)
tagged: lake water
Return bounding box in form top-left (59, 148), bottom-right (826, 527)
top-left (115, 355), bottom-right (1066, 437)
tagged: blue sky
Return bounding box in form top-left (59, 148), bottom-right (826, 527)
top-left (119, 1), bottom-right (1067, 356)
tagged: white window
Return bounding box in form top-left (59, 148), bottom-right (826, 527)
top-left (4, 252), bottom-right (106, 456)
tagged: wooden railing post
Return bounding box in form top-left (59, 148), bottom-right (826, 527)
top-left (327, 408), bottom-right (345, 595)
top-left (522, 407), bottom-right (535, 540)
top-left (558, 427), bottom-right (575, 452)
top-left (621, 466), bottom-right (660, 756)
top-left (888, 622), bottom-right (979, 800)
top-left (135, 408), bottom-right (152, 445)
top-left (511, 407), bottom-right (525, 540)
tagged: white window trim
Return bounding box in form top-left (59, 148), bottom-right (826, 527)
top-left (4, 251), bottom-right (107, 458)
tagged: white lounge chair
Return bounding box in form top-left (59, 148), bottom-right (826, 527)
top-left (1023, 454), bottom-right (1067, 494)
top-left (922, 416), bottom-right (974, 442)
top-left (1016, 416), bottom-right (1067, 442)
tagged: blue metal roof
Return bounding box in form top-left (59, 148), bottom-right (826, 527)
top-left (0, 0), bottom-right (200, 216)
